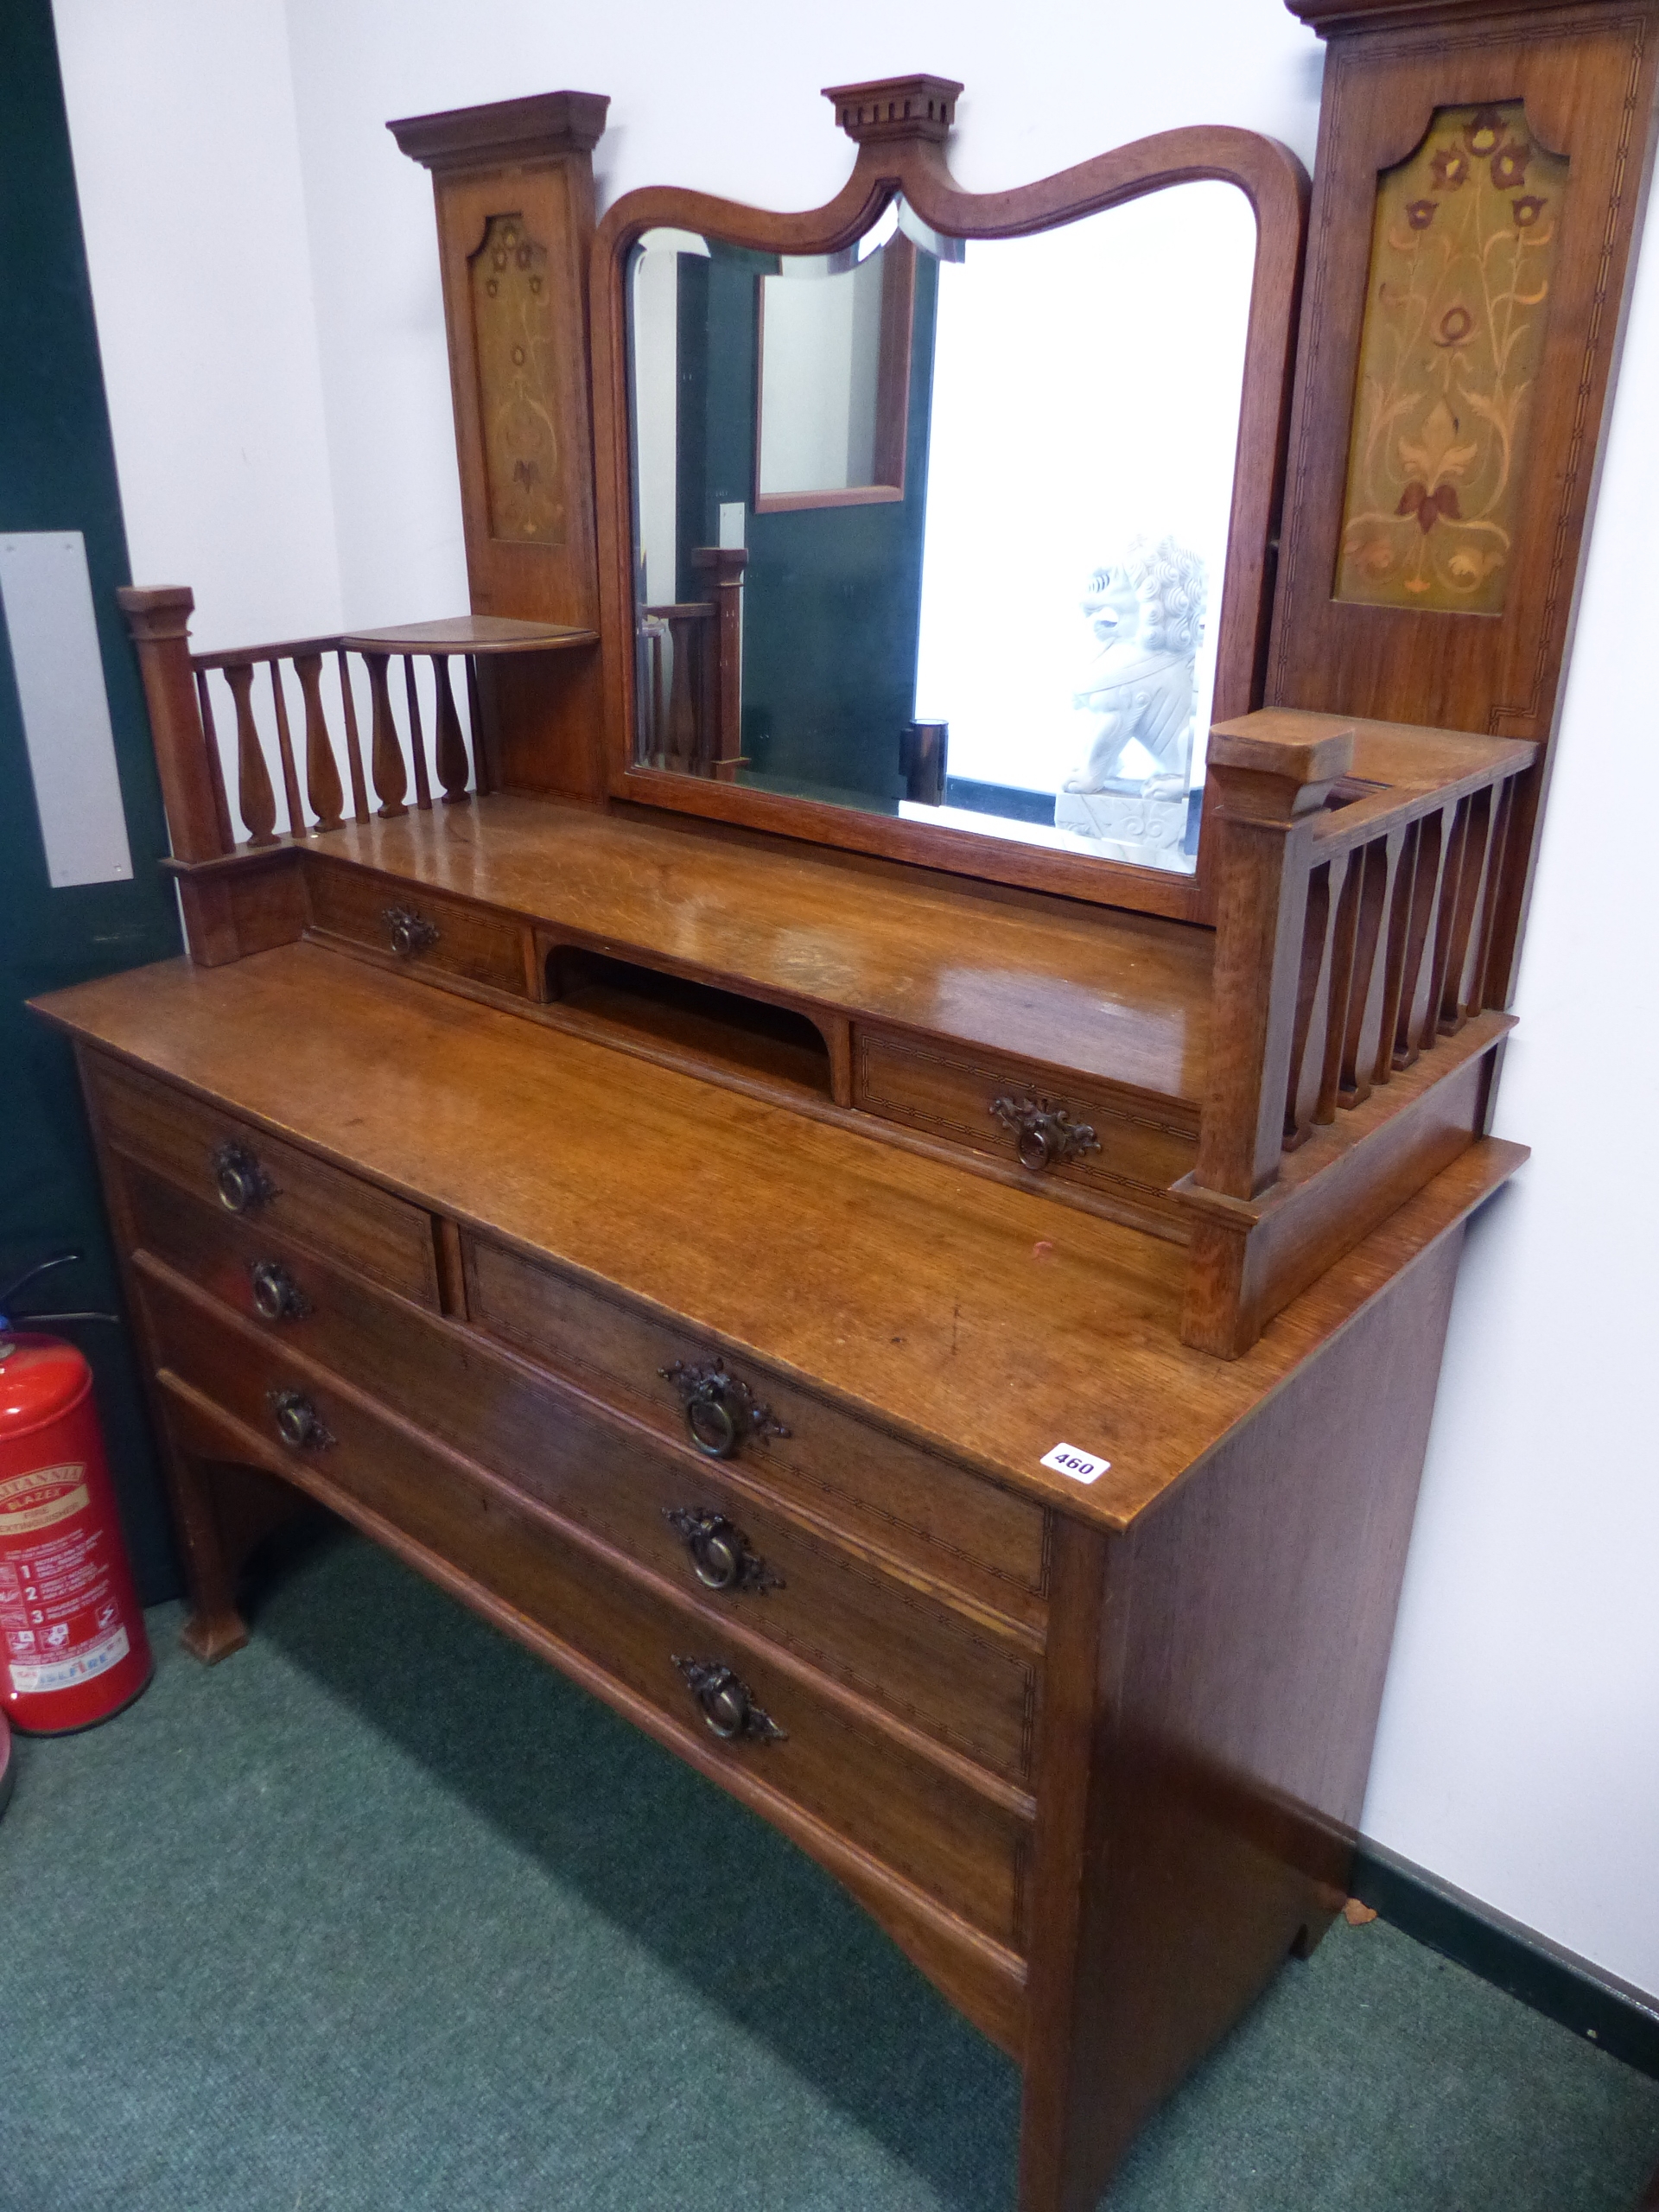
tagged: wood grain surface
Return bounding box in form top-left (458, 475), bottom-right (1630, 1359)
top-left (151, 1366), bottom-right (1030, 2055)
top-left (310, 794), bottom-right (1216, 1104)
top-left (36, 943), bottom-right (1523, 1530)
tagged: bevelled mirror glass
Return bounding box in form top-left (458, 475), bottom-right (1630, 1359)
top-left (626, 183), bottom-right (1256, 875)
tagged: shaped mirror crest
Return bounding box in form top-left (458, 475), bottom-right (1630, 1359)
top-left (626, 181), bottom-right (1255, 874)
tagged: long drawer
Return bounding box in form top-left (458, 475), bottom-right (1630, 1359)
top-left (86, 1052), bottom-right (441, 1311)
top-left (137, 1264), bottom-right (1030, 1948)
top-left (463, 1232), bottom-right (1051, 1624)
top-left (119, 1161), bottom-right (1040, 1784)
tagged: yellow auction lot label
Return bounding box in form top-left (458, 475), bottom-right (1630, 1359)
top-left (0, 1463), bottom-right (88, 1535)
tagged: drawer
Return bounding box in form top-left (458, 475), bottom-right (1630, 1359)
top-left (140, 1268), bottom-right (1031, 1948)
top-left (463, 1233), bottom-right (1051, 1623)
top-left (305, 856), bottom-right (531, 998)
top-left (120, 1173), bottom-right (1039, 1784)
top-left (853, 1027), bottom-right (1197, 1229)
top-left (87, 1055), bottom-right (440, 1310)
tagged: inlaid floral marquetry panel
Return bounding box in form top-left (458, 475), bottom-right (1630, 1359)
top-left (470, 213), bottom-right (567, 548)
top-left (1336, 102), bottom-right (1568, 615)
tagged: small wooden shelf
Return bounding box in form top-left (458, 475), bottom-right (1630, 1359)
top-left (546, 945), bottom-right (836, 1102)
top-left (340, 616), bottom-right (598, 656)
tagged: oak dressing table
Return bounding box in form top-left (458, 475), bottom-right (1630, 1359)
top-left (32, 5), bottom-right (1658, 2204)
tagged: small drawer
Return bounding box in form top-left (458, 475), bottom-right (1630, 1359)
top-left (305, 856), bottom-right (531, 998)
top-left (463, 1233), bottom-right (1051, 1624)
top-left (86, 1055), bottom-right (440, 1310)
top-left (854, 1027), bottom-right (1197, 1226)
top-left (120, 1182), bottom-right (1039, 1785)
top-left (142, 1269), bottom-right (1030, 1949)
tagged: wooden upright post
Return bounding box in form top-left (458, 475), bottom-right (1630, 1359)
top-left (390, 91), bottom-right (611, 802)
top-left (690, 546), bottom-right (749, 774)
top-left (116, 586), bottom-right (227, 865)
top-left (1194, 712), bottom-right (1353, 1201)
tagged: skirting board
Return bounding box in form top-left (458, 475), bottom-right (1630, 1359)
top-left (1353, 1839), bottom-right (1659, 2081)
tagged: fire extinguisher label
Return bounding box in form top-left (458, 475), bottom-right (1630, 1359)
top-left (8, 1622), bottom-right (130, 1694)
top-left (0, 1464), bottom-right (89, 1535)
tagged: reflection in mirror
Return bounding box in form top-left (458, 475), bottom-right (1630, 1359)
top-left (626, 184), bottom-right (1255, 871)
top-left (754, 206), bottom-right (916, 508)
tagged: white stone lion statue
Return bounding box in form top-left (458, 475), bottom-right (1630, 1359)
top-left (1061, 537), bottom-right (1207, 798)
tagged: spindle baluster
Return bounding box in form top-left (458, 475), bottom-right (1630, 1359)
top-left (404, 655), bottom-right (433, 810)
top-left (1445, 786), bottom-right (1500, 1026)
top-left (433, 655), bottom-right (469, 803)
top-left (1313, 846), bottom-right (1365, 1125)
top-left (637, 626), bottom-right (663, 754)
top-left (194, 668), bottom-right (235, 851)
top-left (1282, 861), bottom-right (1334, 1147)
top-left (363, 652), bottom-right (407, 818)
top-left (465, 655), bottom-right (491, 794)
top-left (223, 663), bottom-right (277, 847)
top-left (1371, 819), bottom-right (1422, 1090)
top-left (1429, 791), bottom-right (1491, 1033)
top-left (294, 653), bottom-right (345, 832)
top-left (1394, 806), bottom-right (1450, 1067)
top-left (1470, 775), bottom-right (1517, 1013)
top-left (1338, 833), bottom-right (1398, 1108)
top-left (267, 658), bottom-right (307, 836)
top-left (1416, 795), bottom-right (1470, 1051)
top-left (666, 619), bottom-right (697, 760)
top-left (336, 649), bottom-right (370, 823)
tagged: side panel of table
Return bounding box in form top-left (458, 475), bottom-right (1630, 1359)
top-left (1018, 1228), bottom-right (1467, 2212)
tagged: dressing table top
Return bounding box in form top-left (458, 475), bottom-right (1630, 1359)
top-left (37, 940), bottom-right (1520, 1531)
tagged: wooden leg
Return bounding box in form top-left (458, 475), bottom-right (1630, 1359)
top-left (76, 1056), bottom-right (309, 1663)
top-left (156, 1405), bottom-right (308, 1666)
top-left (157, 1430), bottom-right (251, 1665)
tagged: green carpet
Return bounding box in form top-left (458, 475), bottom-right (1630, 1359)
top-left (3, 1526), bottom-right (1656, 2212)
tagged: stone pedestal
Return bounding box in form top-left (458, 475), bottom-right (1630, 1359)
top-left (1053, 781), bottom-right (1191, 870)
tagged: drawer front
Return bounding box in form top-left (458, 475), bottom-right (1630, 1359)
top-left (87, 1055), bottom-right (440, 1310)
top-left (120, 1171), bottom-right (1039, 1785)
top-left (305, 857), bottom-right (531, 998)
top-left (463, 1233), bottom-right (1050, 1621)
top-left (854, 1028), bottom-right (1197, 1224)
top-left (141, 1268), bottom-right (1029, 1948)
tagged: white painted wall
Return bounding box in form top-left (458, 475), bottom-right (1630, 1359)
top-left (53, 0), bottom-right (342, 653)
top-left (52, 0), bottom-right (1658, 1997)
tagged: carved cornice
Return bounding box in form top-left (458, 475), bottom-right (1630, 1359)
top-left (1287, 0), bottom-right (1655, 33)
top-left (821, 74), bottom-right (963, 144)
top-left (388, 90), bottom-right (610, 174)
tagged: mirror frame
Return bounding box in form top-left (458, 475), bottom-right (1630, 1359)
top-left (590, 75), bottom-right (1309, 923)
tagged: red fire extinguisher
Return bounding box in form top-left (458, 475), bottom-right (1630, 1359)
top-left (0, 1253), bottom-right (153, 1734)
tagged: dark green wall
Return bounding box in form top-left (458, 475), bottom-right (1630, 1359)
top-left (2, 2), bottom-right (183, 1601)
top-left (676, 242), bottom-right (938, 807)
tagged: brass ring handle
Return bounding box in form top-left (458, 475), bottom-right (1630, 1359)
top-left (1020, 1121), bottom-right (1059, 1173)
top-left (672, 1656), bottom-right (786, 1743)
top-left (988, 1096), bottom-right (1102, 1175)
top-left (267, 1388), bottom-right (334, 1452)
top-left (658, 1358), bottom-right (790, 1461)
top-left (663, 1508), bottom-right (784, 1595)
top-left (213, 1141), bottom-right (276, 1215)
top-left (382, 906), bottom-right (440, 959)
top-left (249, 1260), bottom-right (309, 1325)
top-left (687, 1395), bottom-right (736, 1459)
